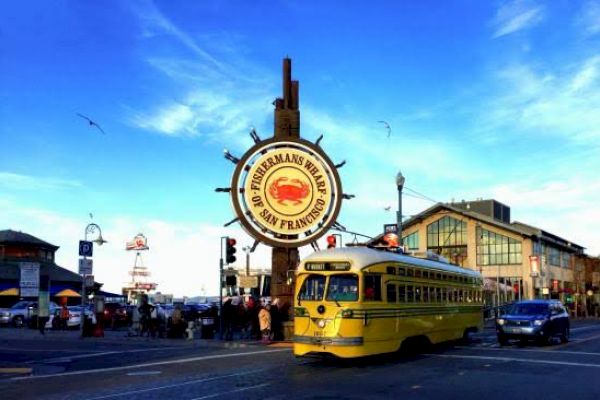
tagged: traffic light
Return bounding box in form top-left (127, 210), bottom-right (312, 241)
top-left (226, 237), bottom-right (237, 264)
top-left (326, 235), bottom-right (336, 249)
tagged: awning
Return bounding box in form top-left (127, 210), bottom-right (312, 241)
top-left (0, 288), bottom-right (19, 296)
top-left (53, 289), bottom-right (81, 298)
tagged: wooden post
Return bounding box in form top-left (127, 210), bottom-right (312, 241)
top-left (272, 58), bottom-right (300, 324)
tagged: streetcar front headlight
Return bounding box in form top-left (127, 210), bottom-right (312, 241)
top-left (497, 318), bottom-right (505, 326)
top-left (317, 319), bottom-right (326, 328)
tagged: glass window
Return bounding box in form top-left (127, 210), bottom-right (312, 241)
top-left (386, 284), bottom-right (397, 303)
top-left (423, 271), bottom-right (429, 279)
top-left (398, 285), bottom-right (406, 302)
top-left (402, 231), bottom-right (419, 250)
top-left (476, 227), bottom-right (523, 266)
top-left (387, 266), bottom-right (396, 275)
top-left (298, 275), bottom-right (326, 301)
top-left (406, 285), bottom-right (414, 302)
top-left (415, 286), bottom-right (422, 302)
top-left (398, 267), bottom-right (406, 276)
top-left (364, 275), bottom-right (382, 301)
top-left (423, 287), bottom-right (430, 302)
top-left (407, 268), bottom-right (414, 277)
top-left (414, 269), bottom-right (422, 278)
top-left (326, 274), bottom-right (358, 302)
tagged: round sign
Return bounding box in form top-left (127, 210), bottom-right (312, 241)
top-left (230, 138), bottom-right (342, 247)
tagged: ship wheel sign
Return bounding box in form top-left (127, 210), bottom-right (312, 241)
top-left (218, 135), bottom-right (349, 248)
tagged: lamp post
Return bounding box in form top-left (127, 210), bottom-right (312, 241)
top-left (81, 222), bottom-right (106, 337)
top-left (396, 171), bottom-right (405, 248)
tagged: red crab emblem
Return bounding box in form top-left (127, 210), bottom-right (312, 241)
top-left (268, 177), bottom-right (310, 205)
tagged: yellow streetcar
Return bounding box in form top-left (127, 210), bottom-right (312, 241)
top-left (293, 247), bottom-right (483, 358)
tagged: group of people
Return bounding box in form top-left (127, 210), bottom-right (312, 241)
top-left (222, 296), bottom-right (285, 343)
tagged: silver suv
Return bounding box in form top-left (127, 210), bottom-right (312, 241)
top-left (0, 300), bottom-right (59, 328)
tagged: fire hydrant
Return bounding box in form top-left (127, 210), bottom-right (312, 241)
top-left (186, 321), bottom-right (194, 340)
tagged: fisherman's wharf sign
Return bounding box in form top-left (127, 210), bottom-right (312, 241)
top-left (230, 138), bottom-right (342, 247)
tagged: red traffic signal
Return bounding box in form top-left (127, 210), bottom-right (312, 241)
top-left (226, 237), bottom-right (237, 264)
top-left (327, 235), bottom-right (336, 249)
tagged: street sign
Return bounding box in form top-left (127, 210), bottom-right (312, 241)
top-left (84, 275), bottom-right (95, 288)
top-left (384, 224), bottom-right (398, 234)
top-left (19, 262), bottom-right (40, 297)
top-left (239, 276), bottom-right (258, 288)
top-left (79, 258), bottom-right (93, 275)
top-left (79, 240), bottom-right (93, 257)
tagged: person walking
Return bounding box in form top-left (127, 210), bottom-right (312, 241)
top-left (259, 304), bottom-right (272, 343)
top-left (59, 304), bottom-right (69, 330)
top-left (222, 297), bottom-right (235, 341)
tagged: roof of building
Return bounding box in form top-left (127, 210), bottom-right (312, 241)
top-left (0, 229), bottom-right (59, 250)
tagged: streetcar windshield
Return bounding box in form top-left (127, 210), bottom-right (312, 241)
top-left (326, 274), bottom-right (358, 302)
top-left (298, 274), bottom-right (326, 301)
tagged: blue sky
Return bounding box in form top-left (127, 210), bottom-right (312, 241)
top-left (1, 1), bottom-right (599, 296)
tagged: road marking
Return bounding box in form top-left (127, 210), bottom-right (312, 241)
top-left (0, 368), bottom-right (32, 374)
top-left (11, 348), bottom-right (289, 381)
top-left (37, 346), bottom-right (183, 363)
top-left (455, 346), bottom-right (600, 356)
top-left (190, 383), bottom-right (270, 400)
top-left (565, 333), bottom-right (600, 345)
top-left (88, 370), bottom-right (265, 400)
top-left (571, 325), bottom-right (600, 332)
top-left (126, 370), bottom-right (162, 376)
top-left (425, 353), bottom-right (600, 368)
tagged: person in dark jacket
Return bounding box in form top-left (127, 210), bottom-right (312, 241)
top-left (222, 297), bottom-right (235, 341)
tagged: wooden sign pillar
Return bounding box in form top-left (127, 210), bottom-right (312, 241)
top-left (272, 58), bottom-right (300, 317)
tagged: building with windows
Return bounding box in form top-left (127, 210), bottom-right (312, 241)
top-left (0, 229), bottom-right (83, 307)
top-left (387, 199), bottom-right (588, 307)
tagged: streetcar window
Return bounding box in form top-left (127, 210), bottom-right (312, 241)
top-left (398, 285), bottom-right (406, 302)
top-left (407, 268), bottom-right (414, 277)
top-left (386, 284), bottom-right (397, 303)
top-left (387, 266), bottom-right (396, 275)
top-left (406, 285), bottom-right (414, 302)
top-left (298, 274), bottom-right (326, 301)
top-left (436, 273), bottom-right (442, 280)
top-left (398, 267), bottom-right (406, 276)
top-left (442, 274), bottom-right (447, 281)
top-left (415, 286), bottom-right (422, 302)
top-left (326, 274), bottom-right (358, 302)
top-left (441, 288), bottom-right (447, 302)
top-left (437, 288), bottom-right (443, 302)
top-left (423, 287), bottom-right (430, 302)
top-left (459, 290), bottom-right (464, 303)
top-left (364, 275), bottom-right (382, 301)
top-left (423, 271), bottom-right (429, 279)
top-left (414, 269), bottom-right (422, 278)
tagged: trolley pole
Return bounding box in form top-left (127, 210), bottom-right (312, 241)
top-left (396, 171), bottom-right (405, 248)
top-left (219, 237), bottom-right (225, 341)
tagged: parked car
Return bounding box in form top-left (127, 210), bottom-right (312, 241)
top-left (101, 303), bottom-right (129, 329)
top-left (46, 305), bottom-right (92, 329)
top-left (0, 300), bottom-right (59, 328)
top-left (496, 300), bottom-right (570, 346)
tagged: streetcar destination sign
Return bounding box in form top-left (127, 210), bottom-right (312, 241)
top-left (305, 262), bottom-right (351, 271)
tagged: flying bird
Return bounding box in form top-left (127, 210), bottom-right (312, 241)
top-left (384, 206), bottom-right (391, 211)
top-left (77, 113), bottom-right (106, 135)
top-left (377, 120), bottom-right (391, 138)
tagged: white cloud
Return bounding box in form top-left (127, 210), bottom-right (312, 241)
top-left (0, 171), bottom-right (81, 191)
top-left (492, 1), bottom-right (544, 38)
top-left (489, 179), bottom-right (600, 255)
top-left (480, 56), bottom-right (600, 145)
top-left (577, 1), bottom-right (600, 37)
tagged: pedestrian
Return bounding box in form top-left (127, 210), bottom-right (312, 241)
top-left (259, 304), bottom-right (271, 343)
top-left (222, 297), bottom-right (235, 341)
top-left (169, 305), bottom-right (185, 338)
top-left (138, 295), bottom-right (154, 337)
top-left (270, 298), bottom-right (282, 341)
top-left (59, 304), bottom-right (69, 330)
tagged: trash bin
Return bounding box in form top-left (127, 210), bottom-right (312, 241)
top-left (200, 317), bottom-right (215, 339)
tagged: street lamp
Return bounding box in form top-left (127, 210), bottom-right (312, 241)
top-left (242, 246), bottom-right (251, 277)
top-left (396, 171), bottom-right (405, 248)
top-left (81, 222), bottom-right (106, 337)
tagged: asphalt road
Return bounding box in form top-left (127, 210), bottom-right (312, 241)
top-left (2, 320), bottom-right (600, 399)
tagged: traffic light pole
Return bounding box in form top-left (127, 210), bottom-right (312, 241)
top-left (219, 236), bottom-right (226, 340)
